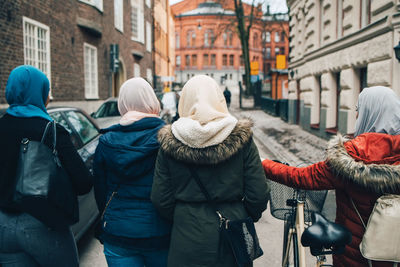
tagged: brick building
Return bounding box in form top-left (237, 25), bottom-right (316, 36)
top-left (172, 0), bottom-right (289, 92)
top-left (0, 0), bottom-right (153, 112)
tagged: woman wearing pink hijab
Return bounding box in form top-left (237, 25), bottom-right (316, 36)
top-left (93, 78), bottom-right (171, 267)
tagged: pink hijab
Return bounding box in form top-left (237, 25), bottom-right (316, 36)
top-left (118, 78), bottom-right (160, 126)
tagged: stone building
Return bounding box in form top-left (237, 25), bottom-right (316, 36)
top-left (0, 0), bottom-right (153, 112)
top-left (172, 0), bottom-right (289, 91)
top-left (287, 0), bottom-right (400, 138)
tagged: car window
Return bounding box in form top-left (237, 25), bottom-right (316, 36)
top-left (94, 101), bottom-right (119, 118)
top-left (50, 112), bottom-right (81, 149)
top-left (65, 111), bottom-right (98, 146)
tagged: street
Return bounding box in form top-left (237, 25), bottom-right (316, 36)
top-left (79, 87), bottom-right (336, 267)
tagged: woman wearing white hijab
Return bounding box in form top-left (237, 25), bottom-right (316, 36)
top-left (93, 78), bottom-right (171, 267)
top-left (262, 86), bottom-right (400, 267)
top-left (151, 75), bottom-right (270, 267)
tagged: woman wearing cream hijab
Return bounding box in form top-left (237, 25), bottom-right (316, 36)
top-left (93, 78), bottom-right (171, 267)
top-left (151, 75), bottom-right (270, 267)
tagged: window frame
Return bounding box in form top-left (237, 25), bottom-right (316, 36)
top-left (23, 16), bottom-right (52, 85)
top-left (114, 0), bottom-right (124, 32)
top-left (131, 0), bottom-right (144, 43)
top-left (83, 42), bottom-right (99, 99)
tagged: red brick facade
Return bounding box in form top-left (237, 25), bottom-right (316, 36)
top-left (172, 0), bottom-right (289, 86)
top-left (0, 0), bottom-right (153, 104)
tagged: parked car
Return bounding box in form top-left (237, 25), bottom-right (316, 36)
top-left (90, 98), bottom-right (121, 129)
top-left (0, 107), bottom-right (100, 241)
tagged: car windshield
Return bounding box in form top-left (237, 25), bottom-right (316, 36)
top-left (94, 101), bottom-right (119, 118)
top-left (65, 111), bottom-right (99, 145)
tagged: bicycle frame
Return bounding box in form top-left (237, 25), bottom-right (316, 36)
top-left (282, 196), bottom-right (331, 267)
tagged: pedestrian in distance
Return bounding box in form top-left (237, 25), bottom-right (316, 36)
top-left (151, 75), bottom-right (270, 267)
top-left (0, 65), bottom-right (93, 267)
top-left (223, 86), bottom-right (232, 108)
top-left (93, 77), bottom-right (171, 267)
top-left (262, 86), bottom-right (400, 267)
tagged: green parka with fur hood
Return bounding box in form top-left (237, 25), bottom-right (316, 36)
top-left (151, 119), bottom-right (270, 267)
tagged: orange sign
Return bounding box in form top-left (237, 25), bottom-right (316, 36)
top-left (250, 61), bottom-right (259, 75)
top-left (276, 55), bottom-right (286, 69)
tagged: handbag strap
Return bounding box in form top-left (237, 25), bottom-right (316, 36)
top-left (187, 167), bottom-right (225, 222)
top-left (40, 121), bottom-right (57, 153)
top-left (100, 184), bottom-right (121, 220)
top-left (349, 197), bottom-right (367, 229)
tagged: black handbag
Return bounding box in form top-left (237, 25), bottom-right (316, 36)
top-left (13, 121), bottom-right (79, 229)
top-left (188, 167), bottom-right (263, 267)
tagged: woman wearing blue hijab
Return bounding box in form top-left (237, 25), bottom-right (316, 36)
top-left (0, 66), bottom-right (93, 267)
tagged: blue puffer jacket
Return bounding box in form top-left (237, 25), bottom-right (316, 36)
top-left (93, 117), bottom-right (171, 246)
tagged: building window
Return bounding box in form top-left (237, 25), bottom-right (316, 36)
top-left (266, 31), bottom-right (271, 42)
top-left (114, 0), bottom-right (123, 32)
top-left (280, 47), bottom-right (285, 54)
top-left (281, 32), bottom-right (285, 42)
top-left (211, 54), bottom-right (216, 66)
top-left (83, 43), bottom-right (98, 99)
top-left (359, 67), bottom-right (368, 92)
top-left (229, 55), bottom-right (234, 66)
top-left (275, 47), bottom-right (280, 56)
top-left (146, 68), bottom-right (152, 84)
top-left (274, 31), bottom-right (280, 42)
top-left (228, 32), bottom-right (233, 46)
top-left (337, 0), bottom-right (343, 38)
top-left (145, 0), bottom-right (151, 8)
top-left (134, 63), bottom-right (140, 77)
top-left (176, 33), bottom-right (180, 48)
top-left (176, 55), bottom-right (181, 67)
top-left (23, 17), bottom-right (51, 82)
top-left (204, 29), bottom-right (214, 47)
top-left (192, 54), bottom-right (197, 67)
top-left (78, 0), bottom-right (103, 11)
top-left (186, 31), bottom-right (191, 47)
top-left (361, 0), bottom-right (371, 28)
top-left (185, 55), bottom-right (190, 66)
top-left (191, 32), bottom-right (196, 47)
top-left (146, 21), bottom-right (151, 52)
top-left (223, 32), bottom-right (227, 46)
top-left (266, 47), bottom-right (271, 58)
top-left (131, 0), bottom-right (144, 43)
top-left (203, 54), bottom-right (209, 66)
top-left (222, 54), bottom-right (228, 66)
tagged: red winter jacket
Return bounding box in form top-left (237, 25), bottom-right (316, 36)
top-left (262, 133), bottom-right (400, 267)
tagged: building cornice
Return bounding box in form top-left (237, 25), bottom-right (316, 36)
top-left (289, 16), bottom-right (390, 69)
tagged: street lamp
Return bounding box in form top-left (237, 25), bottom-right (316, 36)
top-left (197, 22), bottom-right (202, 30)
top-left (394, 41), bottom-right (400, 62)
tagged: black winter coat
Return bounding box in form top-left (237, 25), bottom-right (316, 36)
top-left (151, 119), bottom-right (270, 267)
top-left (0, 114), bottom-right (92, 212)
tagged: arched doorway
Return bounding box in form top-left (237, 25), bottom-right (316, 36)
top-left (112, 58), bottom-right (126, 97)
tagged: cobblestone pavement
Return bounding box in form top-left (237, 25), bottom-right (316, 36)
top-left (79, 88), bottom-right (336, 267)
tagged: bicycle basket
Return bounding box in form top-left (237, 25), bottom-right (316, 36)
top-left (268, 180), bottom-right (327, 222)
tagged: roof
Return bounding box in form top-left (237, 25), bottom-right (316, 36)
top-left (177, 2), bottom-right (235, 17)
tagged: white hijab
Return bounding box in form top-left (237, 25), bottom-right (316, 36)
top-left (118, 78), bottom-right (160, 126)
top-left (354, 86), bottom-right (400, 137)
top-left (171, 75), bottom-right (238, 148)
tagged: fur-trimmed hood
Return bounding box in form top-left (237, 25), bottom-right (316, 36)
top-left (326, 134), bottom-right (400, 194)
top-left (158, 119), bottom-right (253, 164)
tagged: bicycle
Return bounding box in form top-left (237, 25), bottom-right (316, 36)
top-left (268, 161), bottom-right (351, 267)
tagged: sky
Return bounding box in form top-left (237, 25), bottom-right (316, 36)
top-left (169, 0), bottom-right (289, 14)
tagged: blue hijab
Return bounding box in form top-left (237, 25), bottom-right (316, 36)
top-left (5, 65), bottom-right (52, 121)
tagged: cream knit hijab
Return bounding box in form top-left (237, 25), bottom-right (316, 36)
top-left (171, 75), bottom-right (238, 148)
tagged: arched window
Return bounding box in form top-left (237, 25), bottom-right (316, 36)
top-left (175, 33), bottom-right (180, 48)
top-left (191, 32), bottom-right (196, 47)
top-left (204, 30), bottom-right (215, 47)
top-left (274, 32), bottom-right (280, 42)
top-left (228, 32), bottom-right (233, 46)
top-left (223, 32), bottom-right (227, 46)
top-left (266, 32), bottom-right (271, 42)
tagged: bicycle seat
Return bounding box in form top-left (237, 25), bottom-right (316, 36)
top-left (301, 212), bottom-right (352, 256)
